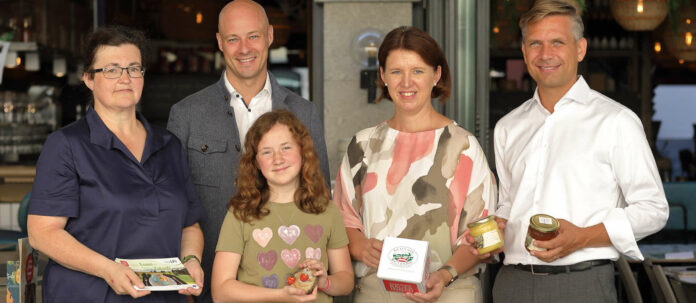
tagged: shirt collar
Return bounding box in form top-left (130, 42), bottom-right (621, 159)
top-left (86, 107), bottom-right (166, 161)
top-left (564, 76), bottom-right (590, 105)
top-left (87, 107), bottom-right (115, 149)
top-left (532, 75), bottom-right (591, 111)
top-left (223, 72), bottom-right (272, 100)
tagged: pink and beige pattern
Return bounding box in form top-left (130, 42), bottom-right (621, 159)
top-left (281, 248), bottom-right (301, 268)
top-left (334, 122), bottom-right (497, 277)
top-left (252, 227), bottom-right (273, 248)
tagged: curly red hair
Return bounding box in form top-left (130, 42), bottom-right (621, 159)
top-left (229, 109), bottom-right (330, 222)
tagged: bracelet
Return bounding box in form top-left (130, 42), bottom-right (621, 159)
top-left (438, 265), bottom-right (458, 287)
top-left (318, 277), bottom-right (331, 292)
top-left (181, 255), bottom-right (200, 264)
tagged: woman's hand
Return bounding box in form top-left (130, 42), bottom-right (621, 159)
top-left (101, 261), bottom-right (151, 298)
top-left (358, 238), bottom-right (383, 269)
top-left (346, 228), bottom-right (383, 269)
top-left (402, 270), bottom-right (447, 303)
top-left (465, 218), bottom-right (506, 262)
top-left (179, 257), bottom-right (203, 296)
top-left (299, 259), bottom-right (328, 291)
top-left (279, 285), bottom-right (318, 302)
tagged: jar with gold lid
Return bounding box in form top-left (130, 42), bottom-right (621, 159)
top-left (467, 215), bottom-right (504, 254)
top-left (525, 214), bottom-right (559, 252)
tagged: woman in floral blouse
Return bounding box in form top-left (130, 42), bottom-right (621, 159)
top-left (333, 26), bottom-right (498, 303)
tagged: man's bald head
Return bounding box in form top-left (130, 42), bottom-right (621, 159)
top-left (218, 0), bottom-right (270, 34)
top-left (216, 0), bottom-right (274, 88)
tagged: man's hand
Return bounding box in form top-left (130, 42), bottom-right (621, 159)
top-left (357, 238), bottom-right (383, 269)
top-left (465, 218), bottom-right (506, 262)
top-left (531, 219), bottom-right (609, 262)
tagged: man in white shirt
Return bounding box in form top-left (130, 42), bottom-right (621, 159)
top-left (492, 1), bottom-right (668, 301)
top-left (167, 1), bottom-right (329, 302)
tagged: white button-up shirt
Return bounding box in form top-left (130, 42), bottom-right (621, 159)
top-left (494, 76), bottom-right (668, 265)
top-left (224, 72), bottom-right (273, 148)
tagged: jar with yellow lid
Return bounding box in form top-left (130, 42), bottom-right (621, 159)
top-left (467, 215), bottom-right (504, 254)
top-left (525, 214), bottom-right (560, 252)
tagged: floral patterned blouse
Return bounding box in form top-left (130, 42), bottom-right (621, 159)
top-left (333, 122), bottom-right (497, 277)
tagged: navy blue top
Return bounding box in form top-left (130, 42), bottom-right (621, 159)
top-left (29, 108), bottom-right (205, 303)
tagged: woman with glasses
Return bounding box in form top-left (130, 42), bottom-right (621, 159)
top-left (27, 26), bottom-right (205, 302)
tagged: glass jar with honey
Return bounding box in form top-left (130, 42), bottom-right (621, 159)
top-left (467, 215), bottom-right (504, 254)
top-left (525, 214), bottom-right (559, 252)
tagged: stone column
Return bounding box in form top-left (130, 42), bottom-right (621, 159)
top-left (317, 0), bottom-right (414, 181)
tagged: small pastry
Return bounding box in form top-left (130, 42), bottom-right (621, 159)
top-left (286, 268), bottom-right (317, 294)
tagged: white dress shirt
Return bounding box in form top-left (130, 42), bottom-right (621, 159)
top-left (494, 76), bottom-right (669, 265)
top-left (224, 72), bottom-right (273, 148)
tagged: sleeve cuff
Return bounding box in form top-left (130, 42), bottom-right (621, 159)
top-left (28, 198), bottom-right (79, 218)
top-left (496, 205), bottom-right (511, 220)
top-left (603, 208), bottom-right (644, 260)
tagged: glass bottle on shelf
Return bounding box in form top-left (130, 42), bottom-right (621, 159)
top-left (7, 18), bottom-right (18, 41)
top-left (2, 91), bottom-right (16, 123)
top-left (22, 17), bottom-right (32, 42)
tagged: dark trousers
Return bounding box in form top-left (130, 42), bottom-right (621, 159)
top-left (492, 263), bottom-right (617, 303)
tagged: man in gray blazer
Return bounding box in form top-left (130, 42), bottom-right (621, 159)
top-left (167, 1), bottom-right (330, 302)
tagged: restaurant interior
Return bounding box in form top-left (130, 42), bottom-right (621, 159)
top-left (1, 0), bottom-right (696, 302)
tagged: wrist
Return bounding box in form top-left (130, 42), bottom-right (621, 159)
top-left (181, 254), bottom-right (201, 264)
top-left (438, 269), bottom-right (453, 282)
top-left (98, 259), bottom-right (117, 280)
top-left (318, 276), bottom-right (331, 292)
top-left (438, 264), bottom-right (458, 287)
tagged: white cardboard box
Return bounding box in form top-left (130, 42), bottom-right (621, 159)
top-left (376, 237), bottom-right (430, 293)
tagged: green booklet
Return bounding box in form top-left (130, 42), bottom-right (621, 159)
top-left (115, 257), bottom-right (198, 291)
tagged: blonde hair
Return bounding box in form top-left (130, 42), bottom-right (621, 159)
top-left (519, 0), bottom-right (584, 42)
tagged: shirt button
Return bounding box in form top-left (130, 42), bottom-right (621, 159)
top-left (235, 144), bottom-right (241, 152)
top-left (201, 144), bottom-right (208, 152)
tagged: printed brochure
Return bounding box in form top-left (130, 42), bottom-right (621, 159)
top-left (115, 257), bottom-right (199, 291)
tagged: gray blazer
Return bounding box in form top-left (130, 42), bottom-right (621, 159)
top-left (167, 72), bottom-right (330, 302)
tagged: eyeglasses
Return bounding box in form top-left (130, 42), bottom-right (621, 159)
top-left (91, 65), bottom-right (145, 79)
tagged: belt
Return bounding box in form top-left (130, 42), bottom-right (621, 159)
top-left (512, 259), bottom-right (611, 275)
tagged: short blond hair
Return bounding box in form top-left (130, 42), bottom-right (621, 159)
top-left (519, 0), bottom-right (584, 42)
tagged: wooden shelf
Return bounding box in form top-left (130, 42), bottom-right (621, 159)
top-left (7, 42), bottom-right (38, 52)
top-left (586, 49), bottom-right (637, 58)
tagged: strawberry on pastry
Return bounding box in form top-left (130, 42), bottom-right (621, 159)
top-left (286, 268), bottom-right (317, 294)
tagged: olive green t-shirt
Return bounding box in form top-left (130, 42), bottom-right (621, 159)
top-left (217, 200), bottom-right (349, 302)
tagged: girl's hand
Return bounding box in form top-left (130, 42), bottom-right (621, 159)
top-left (178, 257), bottom-right (204, 296)
top-left (280, 285), bottom-right (318, 302)
top-left (299, 259), bottom-right (328, 290)
top-left (101, 261), bottom-right (151, 298)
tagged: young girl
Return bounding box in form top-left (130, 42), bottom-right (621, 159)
top-left (211, 110), bottom-right (354, 303)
